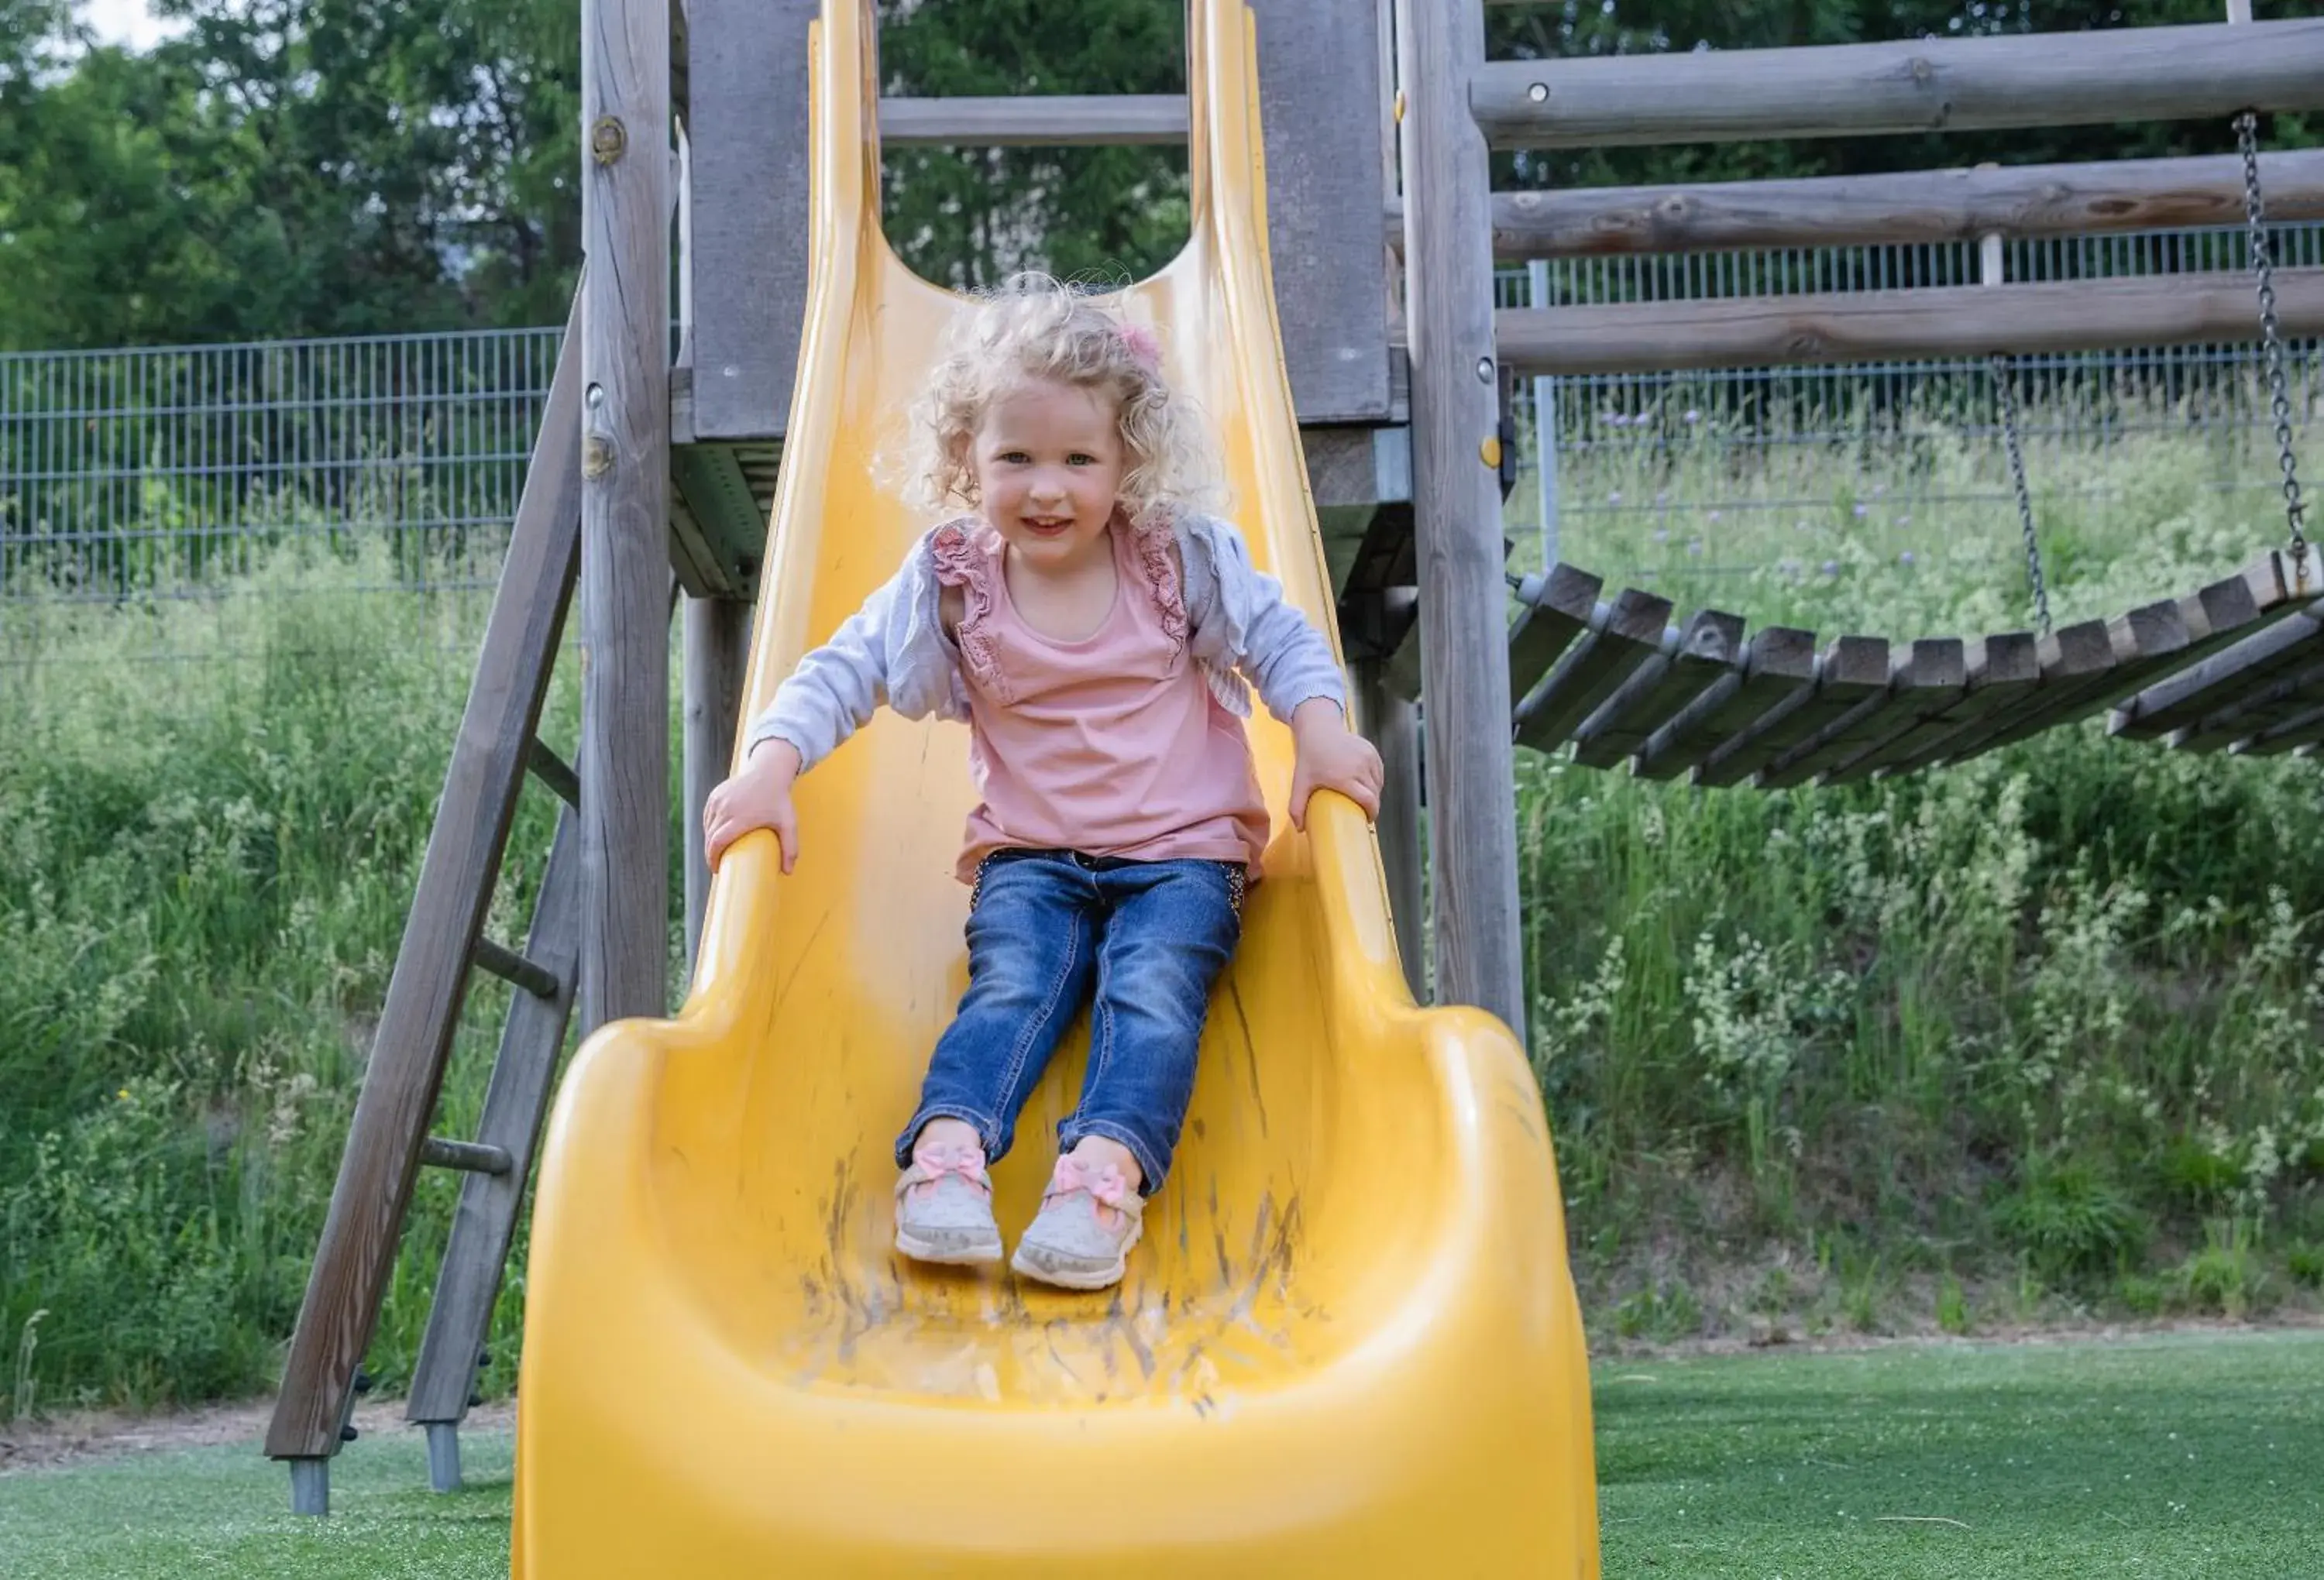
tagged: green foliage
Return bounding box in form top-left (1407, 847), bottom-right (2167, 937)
top-left (2, 0), bottom-right (581, 348)
top-left (1935, 1270), bottom-right (1971, 1334)
top-left (1528, 404), bottom-right (2324, 1331)
top-left (1993, 1160), bottom-right (2145, 1284)
top-left (2176, 1218), bottom-right (2271, 1317)
top-left (2288, 1242), bottom-right (2324, 1290)
top-left (0, 538), bottom-right (586, 1414)
top-left (877, 0), bottom-right (1190, 289)
top-left (1612, 1279), bottom-right (1704, 1343)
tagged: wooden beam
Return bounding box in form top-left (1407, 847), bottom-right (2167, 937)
top-left (2173, 652), bottom-right (2324, 752)
top-left (580, 0), bottom-right (672, 1032)
top-left (1471, 20), bottom-right (2324, 150)
top-left (1398, 0), bottom-right (1525, 1029)
top-left (1496, 269), bottom-right (2324, 376)
top-left (1918, 618), bottom-right (2116, 768)
top-left (682, 595), bottom-right (752, 972)
top-left (1385, 150), bottom-right (2324, 260)
top-left (1252, 1), bottom-right (1395, 424)
top-left (683, 0), bottom-right (816, 442)
top-left (1356, 655), bottom-right (1426, 1001)
top-left (878, 94), bottom-right (1188, 147)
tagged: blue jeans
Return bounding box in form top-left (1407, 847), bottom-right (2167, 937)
top-left (896, 849), bottom-right (1246, 1196)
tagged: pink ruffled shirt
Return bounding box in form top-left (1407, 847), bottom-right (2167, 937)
top-left (936, 518), bottom-right (1270, 884)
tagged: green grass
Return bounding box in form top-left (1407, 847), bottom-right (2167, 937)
top-left (2, 1331), bottom-right (2316, 1576)
top-left (1597, 1329), bottom-right (2324, 1578)
top-left (0, 1425), bottom-right (512, 1578)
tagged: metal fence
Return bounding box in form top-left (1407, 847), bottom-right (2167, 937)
top-left (1, 327), bottom-right (562, 602)
top-left (2, 221), bottom-right (2319, 613)
top-left (1502, 221), bottom-right (2324, 575)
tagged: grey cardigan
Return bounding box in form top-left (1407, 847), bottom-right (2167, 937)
top-left (744, 513), bottom-right (1348, 774)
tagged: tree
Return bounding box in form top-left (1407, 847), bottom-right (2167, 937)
top-left (877, 0), bottom-right (1189, 289)
top-left (1, 1), bottom-right (579, 350)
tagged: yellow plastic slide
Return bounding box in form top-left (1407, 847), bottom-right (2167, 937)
top-left (513, 2), bottom-right (1598, 1571)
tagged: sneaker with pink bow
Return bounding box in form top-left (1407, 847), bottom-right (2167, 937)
top-left (1010, 1154), bottom-right (1145, 1290)
top-left (893, 1144), bottom-right (1003, 1266)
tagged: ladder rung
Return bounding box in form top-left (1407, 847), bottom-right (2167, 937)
top-left (527, 738), bottom-right (581, 809)
top-left (473, 936), bottom-right (562, 1000)
top-left (419, 1138), bottom-right (514, 1176)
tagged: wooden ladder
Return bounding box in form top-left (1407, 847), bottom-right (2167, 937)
top-left (263, 300), bottom-right (587, 1515)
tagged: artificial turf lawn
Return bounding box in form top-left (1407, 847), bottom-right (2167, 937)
top-left (1, 1328), bottom-right (2315, 1577)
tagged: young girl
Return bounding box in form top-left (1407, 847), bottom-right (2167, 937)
top-left (701, 273), bottom-right (1382, 1292)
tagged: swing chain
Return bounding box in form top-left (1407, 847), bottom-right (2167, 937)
top-left (1992, 351), bottom-right (2051, 634)
top-left (2239, 110), bottom-right (2309, 572)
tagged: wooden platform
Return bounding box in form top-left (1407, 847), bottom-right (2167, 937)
top-left (1503, 550), bottom-right (2319, 788)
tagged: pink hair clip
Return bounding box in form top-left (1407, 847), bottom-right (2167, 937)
top-left (1117, 321), bottom-right (1162, 372)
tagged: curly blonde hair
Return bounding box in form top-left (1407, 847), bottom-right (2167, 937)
top-left (902, 272), bottom-right (1219, 531)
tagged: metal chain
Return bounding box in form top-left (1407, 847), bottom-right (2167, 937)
top-left (1992, 351), bottom-right (2051, 634)
top-left (2238, 110), bottom-right (2309, 571)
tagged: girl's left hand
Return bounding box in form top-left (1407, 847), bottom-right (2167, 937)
top-left (1288, 699), bottom-right (1384, 830)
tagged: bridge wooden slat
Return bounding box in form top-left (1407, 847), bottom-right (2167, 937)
top-left (1996, 550), bottom-right (2319, 750)
top-left (2234, 692), bottom-right (2324, 756)
top-left (1633, 625), bottom-right (1817, 781)
top-left (1572, 608), bottom-right (1746, 768)
top-left (2109, 608), bottom-right (2324, 747)
top-left (1854, 631), bottom-right (2040, 781)
top-left (1695, 635), bottom-right (1889, 788)
top-left (1969, 597), bottom-right (2192, 753)
top-left (1760, 638), bottom-right (1966, 788)
top-left (1514, 586), bottom-right (1673, 754)
top-left (2110, 549), bottom-right (2323, 739)
top-left (1507, 562), bottom-right (1605, 701)
top-left (1903, 617), bottom-right (2113, 768)
top-left (2170, 652), bottom-right (2324, 752)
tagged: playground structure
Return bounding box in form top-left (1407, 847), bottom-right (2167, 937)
top-left (259, 0), bottom-right (2324, 1571)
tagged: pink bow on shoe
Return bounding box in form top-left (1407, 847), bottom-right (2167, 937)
top-left (906, 1147), bottom-right (989, 1200)
top-left (1049, 1156), bottom-right (1132, 1227)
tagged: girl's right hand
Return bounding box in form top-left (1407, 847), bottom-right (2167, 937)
top-left (703, 740), bottom-right (803, 874)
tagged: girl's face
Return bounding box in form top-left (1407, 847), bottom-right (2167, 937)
top-left (970, 378), bottom-right (1126, 570)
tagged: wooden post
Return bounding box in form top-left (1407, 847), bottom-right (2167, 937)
top-left (1393, 0), bottom-right (1525, 1030)
top-left (580, 0), bottom-right (672, 1031)
top-left (1357, 640), bottom-right (1426, 1000)
top-left (682, 594), bottom-right (752, 968)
